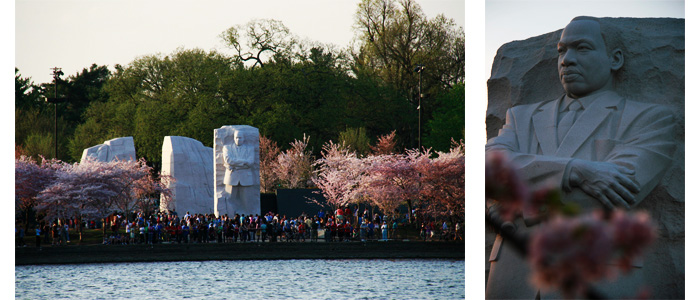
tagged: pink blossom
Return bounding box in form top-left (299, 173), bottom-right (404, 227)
top-left (312, 141), bottom-right (366, 208)
top-left (485, 151), bottom-right (530, 221)
top-left (259, 135), bottom-right (281, 193)
top-left (610, 210), bottom-right (657, 272)
top-left (15, 155), bottom-right (66, 214)
top-left (32, 157), bottom-right (172, 220)
top-left (369, 130), bottom-right (398, 155)
top-left (360, 152), bottom-right (419, 215)
top-left (529, 213), bottom-right (614, 297)
top-left (275, 135), bottom-right (314, 189)
top-left (415, 146), bottom-right (465, 218)
top-left (529, 210), bottom-right (657, 298)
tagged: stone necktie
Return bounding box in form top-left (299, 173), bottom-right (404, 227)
top-left (557, 100), bottom-right (582, 145)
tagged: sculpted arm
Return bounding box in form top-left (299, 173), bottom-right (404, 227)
top-left (486, 104), bottom-right (675, 210)
top-left (581, 104), bottom-right (676, 207)
top-left (486, 107), bottom-right (573, 190)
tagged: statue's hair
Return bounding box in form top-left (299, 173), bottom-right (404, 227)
top-left (570, 16), bottom-right (625, 56)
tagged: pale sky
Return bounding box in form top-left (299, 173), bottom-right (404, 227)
top-left (15, 0), bottom-right (465, 85)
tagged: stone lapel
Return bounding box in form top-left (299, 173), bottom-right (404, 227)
top-left (531, 97), bottom-right (561, 156)
top-left (533, 93), bottom-right (622, 158)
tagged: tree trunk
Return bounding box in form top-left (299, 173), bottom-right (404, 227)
top-left (102, 217), bottom-right (107, 239)
top-left (78, 217), bottom-right (83, 244)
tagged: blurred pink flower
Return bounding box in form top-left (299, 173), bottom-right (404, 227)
top-left (529, 213), bottom-right (614, 297)
top-left (610, 210), bottom-right (657, 272)
top-left (529, 210), bottom-right (656, 298)
top-left (485, 151), bottom-right (530, 221)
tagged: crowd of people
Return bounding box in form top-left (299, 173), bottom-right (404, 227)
top-left (17, 208), bottom-right (463, 247)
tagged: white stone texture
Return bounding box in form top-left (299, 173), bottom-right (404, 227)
top-left (160, 136), bottom-right (215, 215)
top-left (80, 136), bottom-right (136, 163)
top-left (485, 18), bottom-right (684, 299)
top-left (213, 125), bottom-right (260, 217)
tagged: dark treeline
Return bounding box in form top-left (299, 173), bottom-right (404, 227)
top-left (15, 0), bottom-right (464, 169)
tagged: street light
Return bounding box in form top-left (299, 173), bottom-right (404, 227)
top-left (46, 67), bottom-right (66, 159)
top-left (414, 64), bottom-right (425, 150)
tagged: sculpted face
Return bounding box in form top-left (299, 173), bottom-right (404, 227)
top-left (234, 131), bottom-right (244, 146)
top-left (557, 20), bottom-right (620, 99)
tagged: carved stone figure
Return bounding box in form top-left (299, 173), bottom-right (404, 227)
top-left (485, 16), bottom-right (682, 299)
top-left (160, 136), bottom-right (214, 215)
top-left (214, 125), bottom-right (260, 217)
top-left (80, 136), bottom-right (136, 163)
top-left (223, 131), bottom-right (255, 187)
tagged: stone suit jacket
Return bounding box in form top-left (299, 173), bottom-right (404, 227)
top-left (486, 91), bottom-right (676, 214)
top-left (223, 145), bottom-right (255, 187)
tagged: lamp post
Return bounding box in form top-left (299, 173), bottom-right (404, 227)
top-left (47, 67), bottom-right (65, 159)
top-left (414, 64), bottom-right (425, 150)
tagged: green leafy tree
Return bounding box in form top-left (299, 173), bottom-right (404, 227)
top-left (423, 83), bottom-right (464, 152)
top-left (352, 0), bottom-right (464, 148)
top-left (352, 0), bottom-right (464, 93)
top-left (22, 133), bottom-right (54, 159)
top-left (18, 65), bottom-right (111, 162)
top-left (15, 68), bottom-right (42, 110)
top-left (338, 127), bottom-right (371, 156)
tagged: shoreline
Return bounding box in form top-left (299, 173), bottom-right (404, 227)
top-left (15, 241), bottom-right (464, 265)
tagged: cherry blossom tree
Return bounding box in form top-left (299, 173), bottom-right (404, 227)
top-left (360, 151), bottom-right (421, 221)
top-left (30, 157), bottom-right (173, 240)
top-left (312, 141), bottom-right (366, 209)
top-left (110, 158), bottom-right (173, 220)
top-left (370, 130), bottom-right (397, 155)
top-left (416, 141), bottom-right (465, 223)
top-left (35, 159), bottom-right (123, 226)
top-left (259, 135), bottom-right (281, 193)
top-left (15, 155), bottom-right (65, 229)
top-left (275, 134), bottom-right (314, 189)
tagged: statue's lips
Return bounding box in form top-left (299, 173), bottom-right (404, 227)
top-left (560, 70), bottom-right (581, 82)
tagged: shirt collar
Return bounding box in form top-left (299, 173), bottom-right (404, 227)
top-left (560, 90), bottom-right (616, 112)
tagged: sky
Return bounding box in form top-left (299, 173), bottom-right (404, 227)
top-left (15, 0), bottom-right (465, 85)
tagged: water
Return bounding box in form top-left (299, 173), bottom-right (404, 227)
top-left (16, 259), bottom-right (464, 299)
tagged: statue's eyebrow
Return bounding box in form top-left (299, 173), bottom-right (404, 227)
top-left (557, 37), bottom-right (596, 48)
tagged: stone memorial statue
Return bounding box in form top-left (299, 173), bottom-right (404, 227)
top-left (485, 16), bottom-right (683, 299)
top-left (214, 125), bottom-right (260, 217)
top-left (160, 136), bottom-right (214, 215)
top-left (80, 136), bottom-right (136, 163)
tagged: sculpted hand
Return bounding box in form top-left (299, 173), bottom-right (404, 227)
top-left (568, 159), bottom-right (640, 209)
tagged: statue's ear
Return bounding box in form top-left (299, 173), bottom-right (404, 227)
top-left (610, 48), bottom-right (623, 71)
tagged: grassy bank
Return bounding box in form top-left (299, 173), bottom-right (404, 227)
top-left (16, 241), bottom-right (464, 265)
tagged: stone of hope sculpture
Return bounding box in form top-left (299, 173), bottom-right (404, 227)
top-left (485, 16), bottom-right (684, 299)
top-left (214, 125), bottom-right (261, 217)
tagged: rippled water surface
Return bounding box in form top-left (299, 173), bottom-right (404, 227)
top-left (16, 259), bottom-right (464, 299)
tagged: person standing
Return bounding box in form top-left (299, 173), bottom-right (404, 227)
top-left (360, 220), bottom-right (368, 241)
top-left (381, 221), bottom-right (388, 241)
top-left (63, 223), bottom-right (70, 243)
top-left (35, 226), bottom-right (41, 248)
top-left (17, 225), bottom-right (26, 247)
